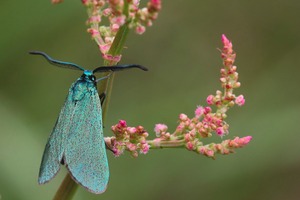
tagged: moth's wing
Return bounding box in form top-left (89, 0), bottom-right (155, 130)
top-left (64, 88), bottom-right (109, 194)
top-left (38, 89), bottom-right (75, 184)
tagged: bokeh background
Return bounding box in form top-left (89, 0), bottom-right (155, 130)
top-left (1, 1), bottom-right (300, 200)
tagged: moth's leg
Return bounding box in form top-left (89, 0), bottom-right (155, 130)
top-left (99, 92), bottom-right (106, 106)
top-left (105, 143), bottom-right (116, 153)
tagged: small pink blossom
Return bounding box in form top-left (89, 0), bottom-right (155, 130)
top-left (135, 25), bottom-right (146, 35)
top-left (119, 120), bottom-right (127, 127)
top-left (195, 106), bottom-right (205, 118)
top-left (243, 136), bottom-right (252, 144)
top-left (204, 106), bottom-right (212, 114)
top-left (233, 82), bottom-right (241, 88)
top-left (102, 53), bottom-right (122, 63)
top-left (127, 143), bottom-right (137, 151)
top-left (221, 34), bottom-right (232, 51)
top-left (184, 133), bottom-right (193, 142)
top-left (216, 127), bottom-right (225, 136)
top-left (228, 136), bottom-right (252, 148)
top-left (112, 141), bottom-right (125, 157)
top-left (175, 124), bottom-right (184, 133)
top-left (127, 127), bottom-right (137, 134)
top-left (111, 24), bottom-right (120, 32)
top-left (206, 149), bottom-right (215, 157)
top-left (154, 124), bottom-right (168, 136)
top-left (186, 142), bottom-right (194, 150)
top-left (87, 28), bottom-right (100, 37)
top-left (103, 8), bottom-right (112, 16)
top-left (234, 136), bottom-right (252, 146)
top-left (111, 15), bottom-right (126, 26)
top-left (99, 44), bottom-right (111, 53)
top-left (198, 147), bottom-right (214, 157)
top-left (206, 95), bottom-right (214, 105)
top-left (179, 113), bottom-right (188, 121)
top-left (235, 95), bottom-right (245, 106)
top-left (140, 142), bottom-right (150, 154)
top-left (90, 15), bottom-right (101, 23)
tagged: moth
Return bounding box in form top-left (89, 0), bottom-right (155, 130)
top-left (30, 51), bottom-right (147, 193)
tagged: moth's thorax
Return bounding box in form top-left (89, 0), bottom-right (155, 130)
top-left (80, 70), bottom-right (96, 84)
top-left (71, 70), bottom-right (97, 101)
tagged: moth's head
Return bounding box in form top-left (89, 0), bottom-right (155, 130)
top-left (81, 70), bottom-right (96, 83)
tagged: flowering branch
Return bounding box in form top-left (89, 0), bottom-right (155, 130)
top-left (83, 0), bottom-right (161, 64)
top-left (106, 34), bottom-right (252, 159)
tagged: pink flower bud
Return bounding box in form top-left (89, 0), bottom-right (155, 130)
top-left (87, 28), bottom-right (100, 37)
top-left (238, 136), bottom-right (252, 145)
top-left (127, 127), bottom-right (137, 134)
top-left (235, 95), bottom-right (245, 106)
top-left (111, 16), bottom-right (126, 26)
top-left (119, 120), bottom-right (127, 127)
top-left (216, 127), bottom-right (225, 136)
top-left (179, 113), bottom-right (188, 121)
top-left (140, 143), bottom-right (150, 154)
top-left (102, 53), bottom-right (122, 63)
top-left (176, 124), bottom-right (185, 133)
top-left (127, 143), bottom-right (137, 151)
top-left (99, 44), bottom-right (111, 53)
top-left (195, 106), bottom-right (205, 118)
top-left (221, 34), bottom-right (232, 51)
top-left (136, 25), bottom-right (146, 35)
top-left (154, 124), bottom-right (168, 137)
top-left (111, 23), bottom-right (120, 32)
top-left (206, 95), bottom-right (214, 105)
top-left (103, 8), bottom-right (112, 16)
top-left (88, 15), bottom-right (101, 23)
top-left (186, 142), bottom-right (194, 150)
top-left (228, 136), bottom-right (252, 147)
top-left (204, 106), bottom-right (212, 114)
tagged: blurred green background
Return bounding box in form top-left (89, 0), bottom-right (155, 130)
top-left (1, 1), bottom-right (300, 200)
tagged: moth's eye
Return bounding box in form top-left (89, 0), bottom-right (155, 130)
top-left (89, 76), bottom-right (96, 81)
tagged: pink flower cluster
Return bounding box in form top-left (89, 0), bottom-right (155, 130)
top-left (82, 0), bottom-right (161, 63)
top-left (198, 136), bottom-right (252, 158)
top-left (108, 34), bottom-right (251, 159)
top-left (110, 120), bottom-right (150, 157)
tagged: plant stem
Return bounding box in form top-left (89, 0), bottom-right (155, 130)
top-left (147, 139), bottom-right (186, 149)
top-left (101, 24), bottom-right (129, 120)
top-left (53, 175), bottom-right (77, 200)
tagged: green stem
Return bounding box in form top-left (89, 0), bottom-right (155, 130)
top-left (147, 139), bottom-right (186, 149)
top-left (53, 11), bottom-right (130, 200)
top-left (100, 24), bottom-right (129, 120)
top-left (53, 175), bottom-right (77, 200)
